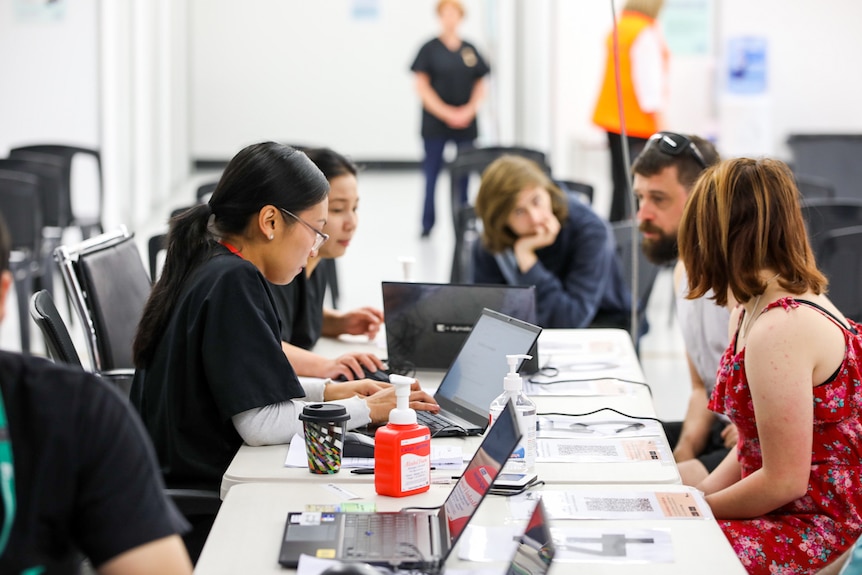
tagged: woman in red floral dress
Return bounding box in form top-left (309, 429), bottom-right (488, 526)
top-left (678, 157), bottom-right (862, 574)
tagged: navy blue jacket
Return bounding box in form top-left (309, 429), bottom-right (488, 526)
top-left (472, 197), bottom-right (631, 329)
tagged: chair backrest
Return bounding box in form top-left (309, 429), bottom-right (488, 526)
top-left (0, 170), bottom-right (42, 253)
top-left (55, 227), bottom-right (152, 372)
top-left (818, 225), bottom-right (862, 322)
top-left (29, 290), bottom-right (83, 367)
top-left (611, 220), bottom-right (661, 339)
top-left (450, 204), bottom-right (480, 284)
top-left (555, 179), bottom-right (595, 206)
top-left (196, 181), bottom-right (218, 203)
top-left (0, 156), bottom-right (64, 229)
top-left (147, 232), bottom-right (167, 283)
top-left (799, 198), bottom-right (862, 262)
top-left (10, 144), bottom-right (103, 236)
top-left (787, 134), bottom-right (862, 201)
top-left (795, 172), bottom-right (836, 201)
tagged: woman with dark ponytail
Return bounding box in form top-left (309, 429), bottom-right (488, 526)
top-left (131, 142), bottom-right (437, 493)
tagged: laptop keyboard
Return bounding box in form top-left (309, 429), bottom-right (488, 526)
top-left (416, 410), bottom-right (466, 435)
top-left (343, 513), bottom-right (418, 559)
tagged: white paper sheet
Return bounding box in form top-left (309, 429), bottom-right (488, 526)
top-left (537, 415), bottom-right (664, 439)
top-left (536, 436), bottom-right (671, 463)
top-left (459, 525), bottom-right (675, 564)
top-left (511, 488), bottom-right (713, 521)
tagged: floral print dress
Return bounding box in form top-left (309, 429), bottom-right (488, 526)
top-left (709, 298), bottom-right (862, 574)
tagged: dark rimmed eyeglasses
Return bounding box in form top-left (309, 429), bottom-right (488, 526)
top-left (645, 132), bottom-right (708, 170)
top-left (279, 209), bottom-right (329, 252)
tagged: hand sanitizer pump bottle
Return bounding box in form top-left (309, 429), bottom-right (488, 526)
top-left (374, 374), bottom-right (431, 497)
top-left (488, 354), bottom-right (537, 476)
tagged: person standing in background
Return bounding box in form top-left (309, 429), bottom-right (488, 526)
top-left (411, 0), bottom-right (490, 238)
top-left (592, 0), bottom-right (668, 222)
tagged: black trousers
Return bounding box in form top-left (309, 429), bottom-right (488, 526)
top-left (606, 131), bottom-right (649, 222)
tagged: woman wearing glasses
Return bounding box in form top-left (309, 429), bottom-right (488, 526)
top-left (471, 155), bottom-right (631, 330)
top-left (269, 148), bottom-right (385, 380)
top-left (131, 142), bottom-right (437, 495)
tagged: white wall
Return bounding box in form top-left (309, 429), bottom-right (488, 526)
top-left (189, 0), bottom-right (496, 161)
top-left (0, 0), bottom-right (100, 155)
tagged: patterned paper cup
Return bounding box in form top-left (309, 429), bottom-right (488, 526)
top-left (299, 403), bottom-right (350, 474)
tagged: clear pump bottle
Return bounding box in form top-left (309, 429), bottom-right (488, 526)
top-left (374, 374), bottom-right (431, 497)
top-left (488, 354), bottom-right (537, 475)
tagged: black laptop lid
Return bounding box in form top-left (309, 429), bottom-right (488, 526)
top-left (433, 308), bottom-right (542, 430)
top-left (382, 282), bottom-right (537, 371)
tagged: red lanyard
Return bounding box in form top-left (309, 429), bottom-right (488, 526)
top-left (220, 240), bottom-right (244, 259)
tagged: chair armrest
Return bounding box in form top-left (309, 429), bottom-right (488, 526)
top-left (98, 369), bottom-right (135, 398)
top-left (165, 488), bottom-right (222, 517)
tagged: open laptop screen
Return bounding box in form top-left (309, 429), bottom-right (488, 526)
top-left (434, 309), bottom-right (541, 423)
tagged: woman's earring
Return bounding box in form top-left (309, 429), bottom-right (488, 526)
top-left (269, 234), bottom-right (274, 240)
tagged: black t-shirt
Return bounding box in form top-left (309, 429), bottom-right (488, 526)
top-left (411, 37), bottom-right (490, 139)
top-left (270, 260), bottom-right (329, 350)
top-left (131, 244), bottom-right (306, 489)
top-left (0, 352), bottom-right (187, 573)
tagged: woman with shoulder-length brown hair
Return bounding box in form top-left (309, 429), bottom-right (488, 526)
top-left (471, 155), bottom-right (631, 329)
top-left (678, 157), bottom-right (862, 574)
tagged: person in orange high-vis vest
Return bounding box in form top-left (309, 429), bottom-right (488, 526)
top-left (592, 0), bottom-right (668, 222)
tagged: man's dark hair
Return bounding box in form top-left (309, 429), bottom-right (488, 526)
top-left (632, 134), bottom-right (720, 189)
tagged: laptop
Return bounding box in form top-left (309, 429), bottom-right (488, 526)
top-left (507, 498), bottom-right (556, 575)
top-left (383, 282), bottom-right (539, 372)
top-left (376, 308), bottom-right (541, 438)
top-left (278, 399), bottom-right (522, 572)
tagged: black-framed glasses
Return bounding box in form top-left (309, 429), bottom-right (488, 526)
top-left (646, 131), bottom-right (708, 169)
top-left (279, 209), bottom-right (329, 252)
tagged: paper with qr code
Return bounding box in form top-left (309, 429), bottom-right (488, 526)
top-left (536, 437), bottom-right (670, 462)
top-left (512, 489), bottom-right (712, 520)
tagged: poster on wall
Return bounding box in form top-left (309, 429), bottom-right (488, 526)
top-left (351, 0), bottom-right (380, 21)
top-left (15, 0), bottom-right (66, 22)
top-left (726, 37), bottom-right (768, 94)
top-left (660, 0), bottom-right (712, 56)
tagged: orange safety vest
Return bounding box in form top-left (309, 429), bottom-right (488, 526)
top-left (592, 11), bottom-right (669, 139)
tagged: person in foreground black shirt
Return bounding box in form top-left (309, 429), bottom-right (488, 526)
top-left (0, 213), bottom-right (191, 574)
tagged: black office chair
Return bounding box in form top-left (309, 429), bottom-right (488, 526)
top-left (555, 179), bottom-right (595, 206)
top-left (147, 233), bottom-right (167, 284)
top-left (795, 173), bottom-right (836, 201)
top-left (0, 155), bottom-right (67, 299)
top-left (448, 146), bottom-right (550, 230)
top-left (818, 225), bottom-right (862, 322)
top-left (611, 220), bottom-right (661, 344)
top-left (10, 144), bottom-right (104, 239)
top-left (799, 198), bottom-right (862, 262)
top-left (450, 205), bottom-right (480, 284)
top-left (0, 170), bottom-right (44, 354)
top-left (29, 290), bottom-right (83, 367)
top-left (196, 181), bottom-right (218, 204)
top-left (53, 227), bottom-right (221, 549)
top-left (54, 226), bottom-right (151, 396)
top-left (787, 134), bottom-right (862, 201)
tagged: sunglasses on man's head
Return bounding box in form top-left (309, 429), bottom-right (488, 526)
top-left (646, 132), bottom-right (708, 169)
